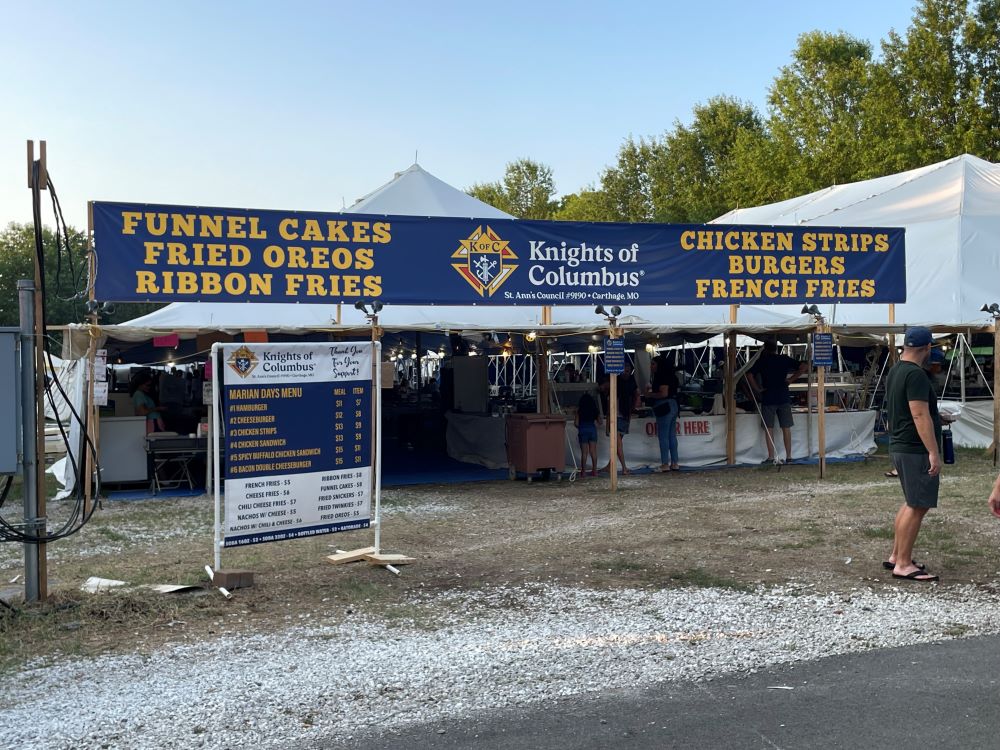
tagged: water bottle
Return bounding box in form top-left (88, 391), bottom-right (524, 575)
top-left (942, 426), bottom-right (955, 464)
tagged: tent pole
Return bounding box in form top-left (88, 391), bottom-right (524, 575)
top-left (725, 332), bottom-right (736, 465)
top-left (725, 306), bottom-right (738, 465)
top-left (415, 332), bottom-right (422, 393)
top-left (994, 321), bottom-right (1000, 467)
top-left (888, 304), bottom-right (898, 365)
top-left (959, 333), bottom-right (967, 403)
top-left (804, 341), bottom-right (814, 460)
top-left (537, 338), bottom-right (549, 415)
top-left (817, 319), bottom-right (827, 479)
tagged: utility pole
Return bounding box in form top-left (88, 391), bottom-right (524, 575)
top-left (25, 140), bottom-right (49, 601)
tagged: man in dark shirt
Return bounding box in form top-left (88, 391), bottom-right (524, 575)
top-left (748, 340), bottom-right (807, 464)
top-left (885, 326), bottom-right (942, 582)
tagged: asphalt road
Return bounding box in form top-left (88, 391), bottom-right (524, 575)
top-left (329, 635), bottom-right (1000, 749)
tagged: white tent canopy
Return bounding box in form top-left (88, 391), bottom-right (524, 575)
top-left (348, 163), bottom-right (513, 219)
top-left (713, 154), bottom-right (1000, 327)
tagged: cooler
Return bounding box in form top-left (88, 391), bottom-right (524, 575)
top-left (505, 413), bottom-right (566, 475)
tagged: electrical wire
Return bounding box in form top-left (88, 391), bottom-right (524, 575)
top-left (46, 176), bottom-right (86, 305)
top-left (0, 163), bottom-right (102, 544)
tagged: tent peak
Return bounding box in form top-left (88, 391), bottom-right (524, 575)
top-left (347, 163), bottom-right (513, 219)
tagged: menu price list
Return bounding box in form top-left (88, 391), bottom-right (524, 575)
top-left (224, 381), bottom-right (371, 479)
top-left (224, 467), bottom-right (371, 547)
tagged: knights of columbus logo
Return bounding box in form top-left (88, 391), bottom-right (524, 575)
top-left (227, 345), bottom-right (259, 378)
top-left (451, 226), bottom-right (518, 297)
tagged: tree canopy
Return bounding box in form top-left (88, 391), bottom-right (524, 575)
top-left (471, 0), bottom-right (1000, 222)
top-left (0, 222), bottom-right (163, 328)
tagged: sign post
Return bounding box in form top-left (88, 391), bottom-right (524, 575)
top-left (604, 331), bottom-right (624, 491)
top-left (210, 341), bottom-right (407, 579)
top-left (812, 330), bottom-right (833, 477)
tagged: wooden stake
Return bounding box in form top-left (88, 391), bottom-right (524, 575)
top-left (325, 546), bottom-right (376, 564)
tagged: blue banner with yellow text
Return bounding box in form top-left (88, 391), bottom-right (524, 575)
top-left (92, 201), bottom-right (906, 306)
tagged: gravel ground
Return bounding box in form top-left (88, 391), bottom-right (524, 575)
top-left (3, 581), bottom-right (1000, 749)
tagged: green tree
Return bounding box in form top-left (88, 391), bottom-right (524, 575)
top-left (598, 137), bottom-right (664, 222)
top-left (650, 96), bottom-right (766, 222)
top-left (962, 0), bottom-right (1000, 158)
top-left (870, 0), bottom-right (983, 170)
top-left (0, 222), bottom-right (87, 326)
top-left (721, 128), bottom-right (792, 210)
top-left (552, 188), bottom-right (616, 222)
top-left (467, 158), bottom-right (558, 219)
top-left (765, 31), bottom-right (876, 193)
top-left (0, 222), bottom-right (163, 328)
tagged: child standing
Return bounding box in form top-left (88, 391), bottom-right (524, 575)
top-left (575, 391), bottom-right (600, 477)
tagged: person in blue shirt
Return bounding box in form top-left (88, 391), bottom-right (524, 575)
top-left (648, 355), bottom-right (680, 472)
top-left (574, 392), bottom-right (600, 477)
top-left (747, 340), bottom-right (807, 464)
top-left (130, 372), bottom-right (166, 434)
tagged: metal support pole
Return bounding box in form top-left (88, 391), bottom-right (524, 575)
top-left (18, 279), bottom-right (45, 601)
top-left (212, 345), bottom-right (222, 572)
top-left (959, 334), bottom-right (967, 403)
top-left (371, 316), bottom-right (382, 553)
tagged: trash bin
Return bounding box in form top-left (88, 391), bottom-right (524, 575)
top-left (505, 413), bottom-right (566, 476)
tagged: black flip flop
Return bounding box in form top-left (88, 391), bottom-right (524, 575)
top-left (885, 470), bottom-right (898, 478)
top-left (892, 569), bottom-right (939, 581)
top-left (882, 560), bottom-right (925, 571)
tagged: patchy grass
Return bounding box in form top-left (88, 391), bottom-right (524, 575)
top-left (862, 526), bottom-right (895, 540)
top-left (2, 444), bottom-right (1000, 672)
top-left (668, 567), bottom-right (753, 592)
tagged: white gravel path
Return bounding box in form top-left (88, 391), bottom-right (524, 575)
top-left (3, 581), bottom-right (1000, 749)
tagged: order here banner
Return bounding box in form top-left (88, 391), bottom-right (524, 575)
top-left (92, 201), bottom-right (906, 306)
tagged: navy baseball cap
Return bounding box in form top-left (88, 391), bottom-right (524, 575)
top-left (903, 326), bottom-right (934, 347)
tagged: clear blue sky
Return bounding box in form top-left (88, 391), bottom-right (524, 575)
top-left (1, 0), bottom-right (919, 230)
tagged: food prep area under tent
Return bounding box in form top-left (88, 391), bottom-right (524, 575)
top-left (56, 155), bottom-right (1000, 491)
